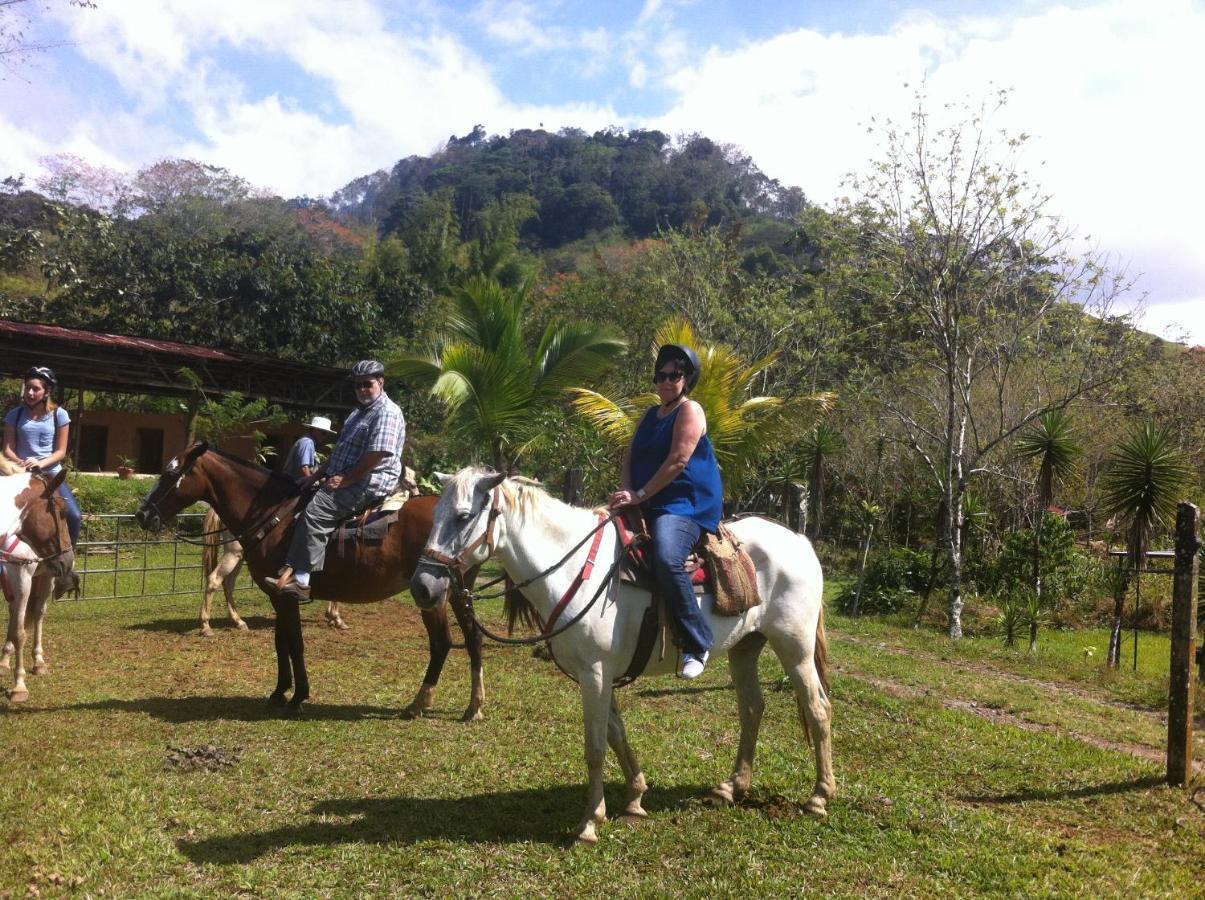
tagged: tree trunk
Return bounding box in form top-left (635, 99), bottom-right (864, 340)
top-left (185, 391), bottom-right (202, 446)
top-left (946, 490), bottom-right (965, 639)
top-left (1106, 567), bottom-right (1130, 669)
top-left (849, 522), bottom-right (875, 617)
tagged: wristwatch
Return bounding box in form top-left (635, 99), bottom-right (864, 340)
top-left (635, 487), bottom-right (646, 500)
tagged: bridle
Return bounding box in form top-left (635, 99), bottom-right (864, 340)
top-left (417, 483), bottom-right (635, 646)
top-left (142, 449), bottom-right (294, 550)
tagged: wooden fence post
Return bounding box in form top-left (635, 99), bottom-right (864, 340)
top-left (1167, 502), bottom-right (1200, 786)
top-left (563, 467), bottom-right (584, 506)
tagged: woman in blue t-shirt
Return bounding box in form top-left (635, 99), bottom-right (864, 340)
top-left (609, 344), bottom-right (723, 679)
top-left (3, 366), bottom-right (82, 545)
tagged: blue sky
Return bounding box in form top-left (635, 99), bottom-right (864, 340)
top-left (2, 0), bottom-right (1202, 344)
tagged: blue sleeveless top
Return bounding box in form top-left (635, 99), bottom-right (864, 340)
top-left (630, 404), bottom-right (723, 532)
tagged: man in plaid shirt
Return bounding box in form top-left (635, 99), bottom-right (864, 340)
top-left (270, 360), bottom-right (405, 603)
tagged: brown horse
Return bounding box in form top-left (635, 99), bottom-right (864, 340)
top-left (1, 468), bottom-right (77, 702)
top-left (135, 443), bottom-right (484, 717)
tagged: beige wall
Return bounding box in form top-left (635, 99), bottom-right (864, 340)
top-left (70, 409), bottom-right (306, 473)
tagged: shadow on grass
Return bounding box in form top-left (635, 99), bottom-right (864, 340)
top-left (57, 694), bottom-right (413, 723)
top-left (178, 782), bottom-right (710, 861)
top-left (126, 615), bottom-right (275, 634)
top-left (958, 774), bottom-right (1166, 805)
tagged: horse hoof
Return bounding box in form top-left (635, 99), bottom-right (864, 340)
top-left (803, 796), bottom-right (828, 819)
top-left (460, 708), bottom-right (484, 723)
top-left (236, 621), bottom-right (249, 632)
top-left (268, 692), bottom-right (288, 707)
top-left (706, 786), bottom-right (736, 806)
top-left (200, 627), bottom-right (214, 638)
top-left (571, 827), bottom-right (599, 846)
top-left (32, 663), bottom-right (48, 676)
top-left (8, 688), bottom-right (29, 703)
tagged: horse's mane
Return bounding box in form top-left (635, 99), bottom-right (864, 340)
top-left (206, 446), bottom-right (302, 495)
top-left (0, 456), bottom-right (22, 476)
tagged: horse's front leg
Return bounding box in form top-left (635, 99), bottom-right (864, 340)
top-left (607, 694), bottom-right (647, 818)
top-left (29, 572), bottom-right (52, 676)
top-left (4, 569), bottom-right (31, 702)
top-left (712, 632), bottom-right (767, 805)
top-left (267, 595), bottom-right (292, 707)
top-left (282, 598), bottom-right (309, 712)
top-left (402, 605), bottom-right (452, 719)
top-left (574, 666), bottom-right (612, 844)
top-left (453, 600), bottom-right (485, 722)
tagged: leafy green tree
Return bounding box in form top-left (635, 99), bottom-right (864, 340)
top-left (568, 318), bottom-right (835, 501)
top-left (1098, 422), bottom-right (1192, 668)
top-left (799, 422), bottom-right (843, 542)
top-left (846, 89), bottom-right (1138, 638)
top-left (388, 275), bottom-right (625, 470)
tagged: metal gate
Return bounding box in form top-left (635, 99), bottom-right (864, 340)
top-left (74, 512), bottom-right (212, 601)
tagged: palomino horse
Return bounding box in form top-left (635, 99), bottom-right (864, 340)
top-left (136, 443), bottom-right (485, 718)
top-left (0, 467), bottom-right (76, 702)
top-left (199, 507), bottom-right (349, 636)
top-left (410, 468), bottom-right (835, 845)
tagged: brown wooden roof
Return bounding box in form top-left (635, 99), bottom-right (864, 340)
top-left (0, 319), bottom-right (354, 414)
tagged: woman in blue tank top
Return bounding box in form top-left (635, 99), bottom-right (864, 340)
top-left (609, 344), bottom-right (723, 679)
top-left (3, 366), bottom-right (82, 545)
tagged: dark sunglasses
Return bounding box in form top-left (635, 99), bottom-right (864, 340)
top-left (653, 370), bottom-right (685, 384)
top-left (353, 380), bottom-right (378, 389)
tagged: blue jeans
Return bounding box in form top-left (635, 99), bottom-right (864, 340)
top-left (58, 482), bottom-right (81, 547)
top-left (650, 513), bottom-right (713, 657)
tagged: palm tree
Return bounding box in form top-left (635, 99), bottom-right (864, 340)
top-left (1014, 409), bottom-right (1080, 651)
top-left (568, 318), bottom-right (836, 501)
top-left (800, 422), bottom-right (844, 542)
top-left (1098, 422), bottom-right (1192, 668)
top-left (388, 276), bottom-right (626, 470)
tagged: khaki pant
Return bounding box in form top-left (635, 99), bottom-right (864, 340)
top-left (285, 483), bottom-right (373, 574)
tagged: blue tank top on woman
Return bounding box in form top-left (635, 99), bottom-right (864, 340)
top-left (630, 404), bottom-right (723, 532)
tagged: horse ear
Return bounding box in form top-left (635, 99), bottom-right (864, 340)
top-left (479, 471), bottom-right (507, 492)
top-left (190, 441), bottom-right (209, 459)
top-left (433, 471), bottom-right (452, 486)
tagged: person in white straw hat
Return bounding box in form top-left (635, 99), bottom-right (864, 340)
top-left (281, 415), bottom-right (337, 480)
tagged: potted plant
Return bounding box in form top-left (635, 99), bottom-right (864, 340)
top-left (116, 456), bottom-right (136, 479)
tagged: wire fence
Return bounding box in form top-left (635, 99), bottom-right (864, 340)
top-left (74, 513), bottom-right (214, 601)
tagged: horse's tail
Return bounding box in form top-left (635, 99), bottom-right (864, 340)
top-left (201, 508), bottom-right (223, 576)
top-left (814, 603), bottom-right (830, 697)
top-left (503, 575), bottom-right (540, 635)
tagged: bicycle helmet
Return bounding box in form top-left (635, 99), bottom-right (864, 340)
top-left (24, 366), bottom-right (57, 389)
top-left (348, 360), bottom-right (385, 380)
top-left (654, 344), bottom-right (701, 394)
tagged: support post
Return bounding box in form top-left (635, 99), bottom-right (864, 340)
top-left (1167, 502), bottom-right (1200, 786)
top-left (563, 467), bottom-right (584, 506)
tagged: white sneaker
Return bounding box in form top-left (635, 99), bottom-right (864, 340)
top-left (680, 652), bottom-right (709, 679)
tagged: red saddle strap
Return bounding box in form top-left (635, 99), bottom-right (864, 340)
top-left (542, 512), bottom-right (609, 637)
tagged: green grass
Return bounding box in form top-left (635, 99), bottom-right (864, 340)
top-left (2, 589), bottom-right (1203, 898)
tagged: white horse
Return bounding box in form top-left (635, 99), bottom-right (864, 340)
top-left (198, 508), bottom-right (348, 636)
top-left (410, 468), bottom-right (834, 845)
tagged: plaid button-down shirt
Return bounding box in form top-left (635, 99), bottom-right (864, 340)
top-left (328, 393), bottom-right (405, 497)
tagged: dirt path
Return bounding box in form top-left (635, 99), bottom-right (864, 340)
top-left (830, 634), bottom-right (1205, 775)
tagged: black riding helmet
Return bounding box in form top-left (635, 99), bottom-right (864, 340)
top-left (24, 366), bottom-right (57, 389)
top-left (348, 359), bottom-right (385, 379)
top-left (654, 344), bottom-right (702, 394)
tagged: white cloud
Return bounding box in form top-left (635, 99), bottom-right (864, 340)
top-left (646, 0), bottom-right (1205, 342)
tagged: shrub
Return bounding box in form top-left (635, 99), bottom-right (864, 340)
top-left (837, 545), bottom-right (931, 615)
top-left (983, 514), bottom-right (1090, 608)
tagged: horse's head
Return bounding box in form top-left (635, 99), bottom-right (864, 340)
top-left (136, 442), bottom-right (210, 532)
top-left (14, 470), bottom-right (74, 576)
top-left (410, 467), bottom-right (507, 610)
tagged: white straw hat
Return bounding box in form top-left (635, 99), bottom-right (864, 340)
top-left (307, 416), bottom-right (336, 434)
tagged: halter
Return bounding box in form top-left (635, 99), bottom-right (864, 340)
top-left (418, 483), bottom-right (636, 646)
top-left (418, 486), bottom-right (504, 578)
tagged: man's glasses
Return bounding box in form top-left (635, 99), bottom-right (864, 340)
top-left (653, 370), bottom-right (685, 384)
top-left (353, 380), bottom-right (377, 389)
